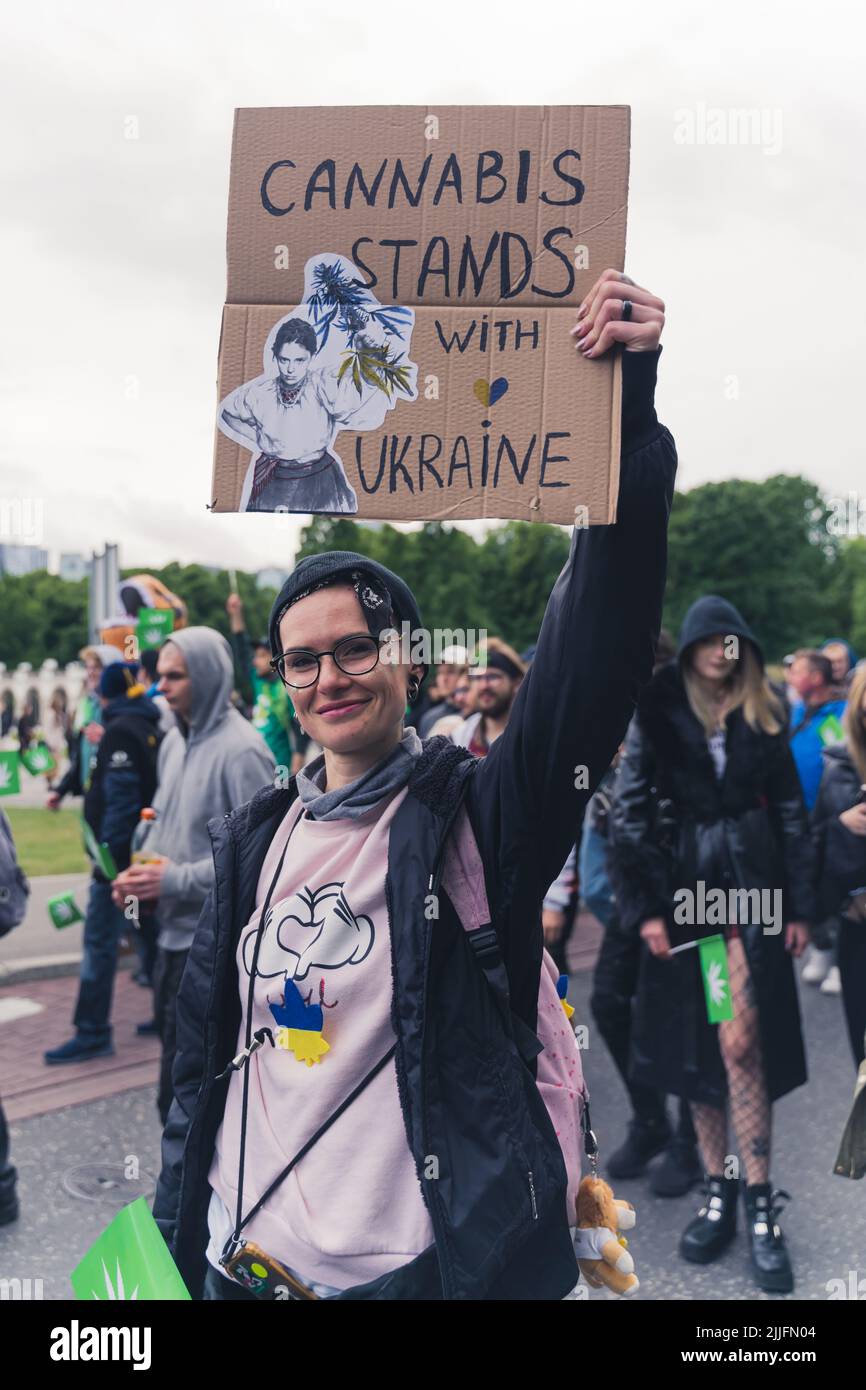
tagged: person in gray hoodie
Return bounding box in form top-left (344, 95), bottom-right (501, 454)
top-left (112, 627), bottom-right (274, 1122)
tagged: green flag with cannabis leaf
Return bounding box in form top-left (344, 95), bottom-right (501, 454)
top-left (699, 934), bottom-right (734, 1024)
top-left (136, 607), bottom-right (174, 652)
top-left (0, 750), bottom-right (20, 797)
top-left (20, 742), bottom-right (57, 776)
top-left (71, 1198), bottom-right (190, 1300)
top-left (47, 891), bottom-right (84, 930)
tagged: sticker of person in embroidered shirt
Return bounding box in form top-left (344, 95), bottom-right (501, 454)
top-left (218, 252), bottom-right (418, 515)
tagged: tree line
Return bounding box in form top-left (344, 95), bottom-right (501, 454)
top-left (1, 475), bottom-right (863, 670)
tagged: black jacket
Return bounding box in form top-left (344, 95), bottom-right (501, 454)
top-left (813, 743), bottom-right (866, 919)
top-left (83, 695), bottom-right (162, 876)
top-left (608, 660), bottom-right (813, 1107)
top-left (152, 348), bottom-right (677, 1300)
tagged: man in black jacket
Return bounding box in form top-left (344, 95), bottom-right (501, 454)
top-left (154, 269), bottom-right (676, 1300)
top-left (45, 664), bottom-right (162, 1065)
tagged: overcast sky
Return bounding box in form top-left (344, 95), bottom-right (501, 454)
top-left (2, 0), bottom-right (863, 574)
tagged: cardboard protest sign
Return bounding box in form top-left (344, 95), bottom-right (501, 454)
top-left (212, 106), bottom-right (630, 523)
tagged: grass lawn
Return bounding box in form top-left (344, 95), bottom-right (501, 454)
top-left (4, 807), bottom-right (89, 877)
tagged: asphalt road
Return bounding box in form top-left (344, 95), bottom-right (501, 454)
top-left (568, 964), bottom-right (866, 1302)
top-left (1, 954), bottom-right (864, 1301)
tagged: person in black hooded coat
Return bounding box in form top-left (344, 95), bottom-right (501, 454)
top-left (608, 595), bottom-right (814, 1294)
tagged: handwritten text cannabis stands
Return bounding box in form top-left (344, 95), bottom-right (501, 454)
top-left (212, 105), bottom-right (630, 525)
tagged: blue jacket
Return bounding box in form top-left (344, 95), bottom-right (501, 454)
top-left (83, 694), bottom-right (162, 875)
top-left (152, 349), bottom-right (677, 1300)
top-left (789, 696), bottom-right (847, 810)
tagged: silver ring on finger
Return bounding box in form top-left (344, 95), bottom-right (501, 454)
top-left (621, 299), bottom-right (633, 322)
top-left (619, 273), bottom-right (635, 286)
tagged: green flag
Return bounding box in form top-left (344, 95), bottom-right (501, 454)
top-left (136, 608), bottom-right (174, 652)
top-left (81, 818), bottom-right (118, 880)
top-left (0, 750), bottom-right (21, 797)
top-left (20, 741), bottom-right (57, 776)
top-left (699, 934), bottom-right (734, 1023)
top-left (71, 1197), bottom-right (191, 1300)
top-left (47, 891), bottom-right (85, 930)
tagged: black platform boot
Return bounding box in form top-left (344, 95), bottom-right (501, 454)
top-left (743, 1184), bottom-right (793, 1293)
top-left (679, 1175), bottom-right (739, 1264)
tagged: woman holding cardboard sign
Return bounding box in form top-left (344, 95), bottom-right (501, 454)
top-left (153, 269), bottom-right (674, 1301)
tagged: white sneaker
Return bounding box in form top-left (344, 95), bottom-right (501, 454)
top-left (802, 947), bottom-right (833, 985)
top-left (820, 965), bottom-right (842, 995)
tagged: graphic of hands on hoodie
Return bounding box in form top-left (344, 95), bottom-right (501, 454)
top-left (139, 627), bottom-right (275, 951)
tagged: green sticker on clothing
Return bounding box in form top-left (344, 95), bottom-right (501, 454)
top-left (817, 713), bottom-right (845, 747)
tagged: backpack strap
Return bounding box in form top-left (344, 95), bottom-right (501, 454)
top-left (442, 806), bottom-right (542, 1065)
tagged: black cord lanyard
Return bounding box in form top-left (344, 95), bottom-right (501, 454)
top-left (220, 801), bottom-right (397, 1264)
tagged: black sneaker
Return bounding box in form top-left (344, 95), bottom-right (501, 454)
top-left (44, 1036), bottom-right (115, 1065)
top-left (607, 1117), bottom-right (673, 1180)
top-left (744, 1184), bottom-right (794, 1293)
top-left (650, 1139), bottom-right (704, 1198)
top-left (680, 1175), bottom-right (739, 1264)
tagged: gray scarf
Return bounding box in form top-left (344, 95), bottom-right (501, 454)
top-left (295, 726), bottom-right (423, 821)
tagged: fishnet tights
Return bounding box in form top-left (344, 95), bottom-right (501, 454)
top-left (689, 935), bottom-right (771, 1185)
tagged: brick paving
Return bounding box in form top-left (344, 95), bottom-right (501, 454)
top-left (0, 969), bottom-right (159, 1122)
top-left (0, 909), bottom-right (599, 1124)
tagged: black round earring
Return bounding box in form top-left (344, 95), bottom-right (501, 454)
top-left (407, 678), bottom-right (419, 703)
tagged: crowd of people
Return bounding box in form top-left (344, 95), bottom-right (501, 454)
top-left (1, 584), bottom-right (863, 1296)
top-left (0, 271), bottom-right (863, 1301)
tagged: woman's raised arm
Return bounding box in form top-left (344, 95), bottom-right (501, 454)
top-left (467, 271), bottom-right (676, 926)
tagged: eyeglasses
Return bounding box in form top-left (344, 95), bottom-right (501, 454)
top-left (270, 635), bottom-right (381, 689)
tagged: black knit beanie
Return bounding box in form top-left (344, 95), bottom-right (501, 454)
top-left (269, 551), bottom-right (428, 683)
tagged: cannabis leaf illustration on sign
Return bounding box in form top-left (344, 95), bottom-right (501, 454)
top-left (307, 258), bottom-right (414, 400)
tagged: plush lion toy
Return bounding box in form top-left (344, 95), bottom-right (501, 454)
top-left (573, 1175), bottom-right (639, 1297)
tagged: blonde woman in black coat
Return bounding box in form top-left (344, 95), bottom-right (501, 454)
top-left (609, 596), bottom-right (813, 1293)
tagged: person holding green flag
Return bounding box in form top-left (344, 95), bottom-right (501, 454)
top-left (45, 663), bottom-right (162, 1065)
top-left (609, 595), bottom-right (814, 1295)
top-left (227, 591), bottom-right (307, 775)
top-left (47, 644), bottom-right (124, 811)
